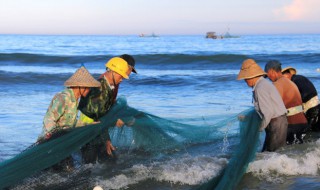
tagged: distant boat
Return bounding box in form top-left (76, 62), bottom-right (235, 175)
top-left (139, 32), bottom-right (159, 37)
top-left (205, 32), bottom-right (223, 39)
top-left (205, 29), bottom-right (240, 39)
top-left (223, 28), bottom-right (240, 38)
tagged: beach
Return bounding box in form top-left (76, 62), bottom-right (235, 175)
top-left (0, 34), bottom-right (320, 189)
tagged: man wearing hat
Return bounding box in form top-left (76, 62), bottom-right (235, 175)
top-left (265, 60), bottom-right (309, 144)
top-left (39, 66), bottom-right (100, 171)
top-left (41, 66), bottom-right (100, 140)
top-left (282, 67), bottom-right (319, 131)
top-left (112, 54), bottom-right (137, 102)
top-left (238, 59), bottom-right (288, 152)
top-left (78, 55), bottom-right (136, 163)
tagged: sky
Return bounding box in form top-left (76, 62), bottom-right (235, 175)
top-left (0, 0), bottom-right (319, 35)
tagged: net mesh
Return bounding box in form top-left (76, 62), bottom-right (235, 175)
top-left (197, 108), bottom-right (261, 190)
top-left (0, 97), bottom-right (261, 189)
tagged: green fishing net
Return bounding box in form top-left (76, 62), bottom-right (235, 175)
top-left (197, 108), bottom-right (261, 190)
top-left (0, 97), bottom-right (261, 189)
top-left (0, 99), bottom-right (121, 189)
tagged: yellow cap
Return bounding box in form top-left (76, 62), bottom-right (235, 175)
top-left (105, 57), bottom-right (129, 79)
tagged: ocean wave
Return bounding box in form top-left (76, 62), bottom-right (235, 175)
top-left (9, 155), bottom-right (227, 189)
top-left (247, 139), bottom-right (320, 182)
top-left (95, 155), bottom-right (227, 189)
top-left (0, 69), bottom-right (239, 87)
top-left (1, 53), bottom-right (319, 69)
top-left (0, 53), bottom-right (105, 65)
top-left (0, 71), bottom-right (69, 85)
top-left (1, 53), bottom-right (319, 87)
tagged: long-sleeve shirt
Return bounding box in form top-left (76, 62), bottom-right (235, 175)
top-left (78, 76), bottom-right (116, 144)
top-left (42, 88), bottom-right (78, 135)
top-left (79, 76), bottom-right (115, 121)
top-left (253, 77), bottom-right (287, 130)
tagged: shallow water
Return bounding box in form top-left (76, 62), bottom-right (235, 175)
top-left (0, 34), bottom-right (319, 189)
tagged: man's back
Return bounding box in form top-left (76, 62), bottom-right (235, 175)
top-left (273, 76), bottom-right (307, 125)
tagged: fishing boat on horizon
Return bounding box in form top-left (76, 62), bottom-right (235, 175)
top-left (205, 28), bottom-right (240, 39)
top-left (139, 32), bottom-right (159, 37)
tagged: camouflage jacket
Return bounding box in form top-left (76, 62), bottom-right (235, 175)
top-left (42, 88), bottom-right (78, 135)
top-left (79, 76), bottom-right (115, 121)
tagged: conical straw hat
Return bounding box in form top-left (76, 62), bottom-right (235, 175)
top-left (281, 66), bottom-right (297, 75)
top-left (64, 66), bottom-right (101, 87)
top-left (237, 59), bottom-right (266, 80)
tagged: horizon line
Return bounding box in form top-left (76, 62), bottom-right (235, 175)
top-left (1, 32), bottom-right (320, 36)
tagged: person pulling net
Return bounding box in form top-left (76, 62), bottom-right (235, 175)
top-left (0, 94), bottom-right (261, 189)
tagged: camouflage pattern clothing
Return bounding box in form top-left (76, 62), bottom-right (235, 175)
top-left (79, 76), bottom-right (115, 121)
top-left (42, 88), bottom-right (78, 136)
top-left (78, 76), bottom-right (117, 163)
top-left (78, 76), bottom-right (115, 145)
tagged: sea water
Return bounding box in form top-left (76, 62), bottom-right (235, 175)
top-left (0, 34), bottom-right (320, 189)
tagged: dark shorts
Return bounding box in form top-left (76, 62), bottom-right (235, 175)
top-left (287, 123), bottom-right (310, 144)
top-left (262, 115), bottom-right (288, 152)
top-left (81, 142), bottom-right (106, 164)
top-left (306, 105), bottom-right (320, 131)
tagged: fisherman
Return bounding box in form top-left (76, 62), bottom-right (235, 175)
top-left (282, 67), bottom-right (320, 131)
top-left (111, 54), bottom-right (137, 103)
top-left (78, 55), bottom-right (137, 163)
top-left (265, 60), bottom-right (309, 144)
top-left (41, 66), bottom-right (100, 139)
top-left (40, 66), bottom-right (100, 170)
top-left (237, 59), bottom-right (288, 152)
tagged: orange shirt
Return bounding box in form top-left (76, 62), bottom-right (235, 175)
top-left (273, 76), bottom-right (307, 125)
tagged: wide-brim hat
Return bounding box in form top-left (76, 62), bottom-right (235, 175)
top-left (64, 66), bottom-right (101, 87)
top-left (281, 66), bottom-right (297, 75)
top-left (237, 59), bottom-right (266, 80)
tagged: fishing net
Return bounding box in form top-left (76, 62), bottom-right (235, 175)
top-left (197, 108), bottom-right (261, 190)
top-left (0, 97), bottom-right (261, 189)
top-left (0, 98), bottom-right (122, 189)
top-left (106, 101), bottom-right (230, 153)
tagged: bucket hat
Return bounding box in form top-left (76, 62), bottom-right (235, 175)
top-left (237, 59), bottom-right (266, 80)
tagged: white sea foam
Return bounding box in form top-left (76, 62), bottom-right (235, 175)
top-left (95, 165), bottom-right (150, 189)
top-left (247, 139), bottom-right (320, 182)
top-left (95, 155), bottom-right (227, 190)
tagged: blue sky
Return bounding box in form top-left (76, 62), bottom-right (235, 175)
top-left (0, 0), bottom-right (319, 35)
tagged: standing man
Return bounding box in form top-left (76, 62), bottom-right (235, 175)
top-left (78, 55), bottom-right (136, 163)
top-left (282, 67), bottom-right (320, 131)
top-left (237, 59), bottom-right (288, 151)
top-left (265, 60), bottom-right (309, 144)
